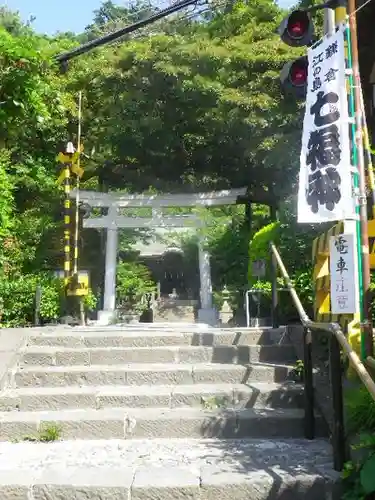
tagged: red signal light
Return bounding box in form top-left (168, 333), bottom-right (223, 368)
top-left (278, 10), bottom-right (314, 48)
top-left (290, 60), bottom-right (308, 87)
top-left (280, 56), bottom-right (308, 100)
top-left (287, 12), bottom-right (310, 41)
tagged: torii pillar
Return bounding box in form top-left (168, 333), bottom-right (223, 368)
top-left (197, 238), bottom-right (217, 325)
top-left (98, 228), bottom-right (118, 324)
top-left (98, 209), bottom-right (119, 325)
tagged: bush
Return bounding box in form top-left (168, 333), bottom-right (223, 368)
top-left (346, 386), bottom-right (375, 434)
top-left (342, 433), bottom-right (375, 500)
top-left (0, 272), bottom-right (63, 327)
top-left (116, 261), bottom-right (155, 313)
top-left (248, 221), bottom-right (279, 285)
top-left (342, 387), bottom-right (375, 499)
top-left (247, 201), bottom-right (318, 321)
top-left (251, 270), bottom-right (314, 322)
top-left (209, 218), bottom-right (251, 309)
top-left (83, 288), bottom-right (98, 313)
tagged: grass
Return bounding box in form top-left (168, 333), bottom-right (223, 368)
top-left (201, 395), bottom-right (231, 410)
top-left (17, 423), bottom-right (62, 443)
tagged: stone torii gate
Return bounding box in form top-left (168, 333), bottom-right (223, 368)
top-left (70, 188), bottom-right (246, 325)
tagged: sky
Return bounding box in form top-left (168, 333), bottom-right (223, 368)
top-left (2, 0), bottom-right (294, 34)
top-left (3, 0), bottom-right (104, 34)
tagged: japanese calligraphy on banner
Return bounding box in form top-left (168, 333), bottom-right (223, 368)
top-left (329, 233), bottom-right (359, 314)
top-left (298, 26), bottom-right (355, 223)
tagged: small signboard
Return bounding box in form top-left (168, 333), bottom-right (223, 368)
top-left (252, 260), bottom-right (266, 278)
top-left (329, 234), bottom-right (359, 314)
top-left (55, 270), bottom-right (89, 297)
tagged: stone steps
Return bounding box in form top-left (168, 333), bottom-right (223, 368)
top-left (0, 382), bottom-right (303, 411)
top-left (0, 438), bottom-right (340, 499)
top-left (20, 344), bottom-right (296, 366)
top-left (0, 406), bottom-right (326, 441)
top-left (27, 327), bottom-right (287, 348)
top-left (0, 325), bottom-right (338, 498)
top-left (12, 362), bottom-right (296, 387)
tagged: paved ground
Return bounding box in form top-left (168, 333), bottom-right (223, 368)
top-left (0, 438), bottom-right (340, 499)
top-left (0, 437), bottom-right (335, 471)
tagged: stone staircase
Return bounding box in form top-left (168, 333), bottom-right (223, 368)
top-left (153, 298), bottom-right (197, 323)
top-left (0, 325), bottom-right (340, 499)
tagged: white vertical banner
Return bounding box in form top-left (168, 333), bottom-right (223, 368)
top-left (298, 26), bottom-right (355, 223)
top-left (329, 233), bottom-right (359, 314)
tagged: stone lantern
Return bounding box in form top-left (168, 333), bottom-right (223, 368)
top-left (220, 286), bottom-right (233, 326)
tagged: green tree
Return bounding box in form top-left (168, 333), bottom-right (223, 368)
top-left (77, 0), bottom-right (304, 203)
top-left (84, 0), bottom-right (158, 41)
top-left (0, 0), bottom-right (310, 323)
top-left (0, 24), bottom-right (77, 275)
top-left (0, 7), bottom-right (34, 36)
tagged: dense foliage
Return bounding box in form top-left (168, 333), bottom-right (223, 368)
top-left (0, 273), bottom-right (62, 327)
top-left (246, 198), bottom-right (321, 321)
top-left (343, 387), bottom-right (375, 500)
top-left (0, 0), bottom-right (309, 323)
top-left (79, 0), bottom-right (304, 197)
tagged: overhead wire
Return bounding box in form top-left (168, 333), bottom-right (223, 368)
top-left (56, 0), bottom-right (230, 63)
top-left (129, 0), bottom-right (229, 40)
top-left (56, 0), bottom-right (202, 63)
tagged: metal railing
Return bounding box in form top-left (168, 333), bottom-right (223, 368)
top-left (244, 286), bottom-right (290, 328)
top-left (244, 289), bottom-right (268, 327)
top-left (270, 242), bottom-right (375, 471)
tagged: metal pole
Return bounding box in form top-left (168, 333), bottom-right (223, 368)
top-left (334, 0), bottom-right (347, 25)
top-left (271, 251), bottom-right (279, 328)
top-left (303, 327), bottom-right (315, 440)
top-left (360, 84), bottom-right (375, 217)
top-left (329, 333), bottom-right (346, 471)
top-left (347, 0), bottom-right (374, 359)
top-left (245, 290), bottom-right (250, 327)
top-left (74, 92), bottom-right (85, 326)
top-left (343, 14), bottom-right (366, 361)
top-left (324, 7), bottom-right (335, 34)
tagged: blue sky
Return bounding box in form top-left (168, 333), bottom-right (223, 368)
top-left (3, 0), bottom-right (294, 34)
top-left (3, 0), bottom-right (104, 34)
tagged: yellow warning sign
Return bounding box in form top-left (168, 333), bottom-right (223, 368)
top-left (55, 270), bottom-right (89, 296)
top-left (66, 271), bottom-right (89, 297)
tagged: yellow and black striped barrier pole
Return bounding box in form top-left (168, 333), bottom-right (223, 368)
top-left (64, 166), bottom-right (71, 285)
top-left (63, 143), bottom-right (75, 288)
top-left (56, 142), bottom-right (75, 292)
